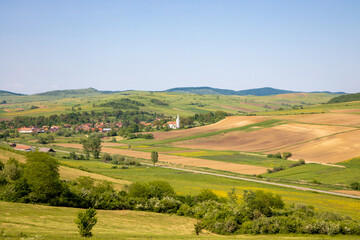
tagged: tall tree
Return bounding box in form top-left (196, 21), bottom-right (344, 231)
top-left (151, 151), bottom-right (158, 166)
top-left (80, 134), bottom-right (102, 159)
top-left (23, 152), bottom-right (62, 202)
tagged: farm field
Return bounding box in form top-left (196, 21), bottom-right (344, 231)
top-left (55, 158), bottom-right (360, 220)
top-left (54, 143), bottom-right (268, 175)
top-left (2, 201), bottom-right (359, 240)
top-left (151, 116), bottom-right (268, 141)
top-left (0, 90), bottom-right (338, 119)
top-left (173, 123), bottom-right (354, 153)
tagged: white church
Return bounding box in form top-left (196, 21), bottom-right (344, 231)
top-left (167, 115), bottom-right (180, 129)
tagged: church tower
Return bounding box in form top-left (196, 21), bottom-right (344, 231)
top-left (176, 115), bottom-right (180, 129)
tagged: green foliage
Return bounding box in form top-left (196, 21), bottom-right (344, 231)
top-left (151, 151), bottom-right (158, 166)
top-left (37, 134), bottom-right (54, 144)
top-left (102, 153), bottom-right (112, 161)
top-left (3, 158), bottom-right (22, 181)
top-left (243, 190), bottom-right (284, 218)
top-left (194, 221), bottom-right (203, 235)
top-left (197, 189), bottom-right (219, 202)
top-left (150, 98), bottom-right (169, 106)
top-left (100, 98), bottom-right (145, 110)
top-left (75, 208), bottom-right (97, 237)
top-left (128, 181), bottom-right (175, 200)
top-left (111, 154), bottom-right (125, 165)
top-left (267, 152), bottom-right (282, 159)
top-left (69, 151), bottom-right (78, 160)
top-left (282, 152), bottom-right (292, 160)
top-left (328, 92), bottom-right (360, 104)
top-left (350, 182), bottom-right (360, 190)
top-left (80, 134), bottom-right (102, 159)
top-left (23, 152), bottom-right (62, 202)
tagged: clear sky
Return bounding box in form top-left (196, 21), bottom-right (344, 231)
top-left (0, 0), bottom-right (359, 94)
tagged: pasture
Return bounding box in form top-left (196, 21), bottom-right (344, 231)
top-left (2, 201), bottom-right (360, 240)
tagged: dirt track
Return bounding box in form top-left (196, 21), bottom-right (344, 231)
top-left (152, 116), bottom-right (268, 141)
top-left (54, 143), bottom-right (268, 175)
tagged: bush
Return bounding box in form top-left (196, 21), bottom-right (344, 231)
top-left (282, 152), bottom-right (292, 160)
top-left (350, 182), bottom-right (360, 190)
top-left (75, 208), bottom-right (97, 237)
top-left (267, 153), bottom-right (282, 159)
top-left (102, 153), bottom-right (112, 161)
top-left (69, 152), bottom-right (78, 160)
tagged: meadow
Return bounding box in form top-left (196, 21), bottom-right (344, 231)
top-left (3, 201), bottom-right (360, 240)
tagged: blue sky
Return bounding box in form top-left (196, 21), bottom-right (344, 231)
top-left (0, 0), bottom-right (359, 94)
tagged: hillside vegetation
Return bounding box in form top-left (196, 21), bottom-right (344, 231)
top-left (328, 92), bottom-right (360, 104)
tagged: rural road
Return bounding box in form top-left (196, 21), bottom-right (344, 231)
top-left (53, 146), bottom-right (360, 200)
top-left (140, 163), bottom-right (360, 200)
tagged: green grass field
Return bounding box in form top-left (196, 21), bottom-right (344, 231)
top-left (58, 158), bottom-right (360, 220)
top-left (263, 163), bottom-right (360, 185)
top-left (2, 201), bottom-right (360, 240)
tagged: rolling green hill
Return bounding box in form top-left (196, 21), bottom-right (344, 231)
top-left (328, 92), bottom-right (360, 104)
top-left (0, 90), bottom-right (25, 96)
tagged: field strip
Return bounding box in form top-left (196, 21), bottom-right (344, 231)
top-left (47, 145), bottom-right (360, 199)
top-left (140, 163), bottom-right (360, 200)
top-left (156, 119), bottom-right (282, 144)
top-left (54, 143), bottom-right (268, 175)
top-left (266, 129), bottom-right (360, 152)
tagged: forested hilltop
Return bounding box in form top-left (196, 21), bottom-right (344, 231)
top-left (328, 92), bottom-right (360, 103)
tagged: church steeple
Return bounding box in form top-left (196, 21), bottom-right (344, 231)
top-left (176, 115), bottom-right (180, 129)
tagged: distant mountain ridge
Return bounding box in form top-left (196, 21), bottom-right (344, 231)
top-left (0, 87), bottom-right (347, 97)
top-left (165, 87), bottom-right (346, 96)
top-left (0, 90), bottom-right (25, 96)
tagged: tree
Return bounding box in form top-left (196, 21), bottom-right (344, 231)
top-left (282, 152), bottom-right (292, 160)
top-left (3, 158), bottom-right (22, 181)
top-left (350, 182), bottom-right (360, 190)
top-left (75, 208), bottom-right (97, 237)
top-left (151, 151), bottom-right (158, 166)
top-left (243, 190), bottom-right (284, 218)
top-left (23, 152), bottom-right (62, 202)
top-left (80, 134), bottom-right (102, 159)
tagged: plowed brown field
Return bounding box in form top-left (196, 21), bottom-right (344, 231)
top-left (54, 143), bottom-right (268, 175)
top-left (276, 113), bottom-right (360, 126)
top-left (152, 116), bottom-right (268, 141)
top-left (174, 123), bottom-right (354, 152)
top-left (278, 129), bottom-right (360, 163)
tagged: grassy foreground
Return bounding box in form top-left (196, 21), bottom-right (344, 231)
top-left (0, 201), bottom-right (359, 240)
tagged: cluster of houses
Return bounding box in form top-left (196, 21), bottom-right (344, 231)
top-left (9, 143), bottom-right (56, 153)
top-left (18, 125), bottom-right (62, 134)
top-left (17, 115), bottom-right (181, 134)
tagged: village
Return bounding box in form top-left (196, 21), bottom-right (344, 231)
top-left (16, 115), bottom-right (181, 134)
